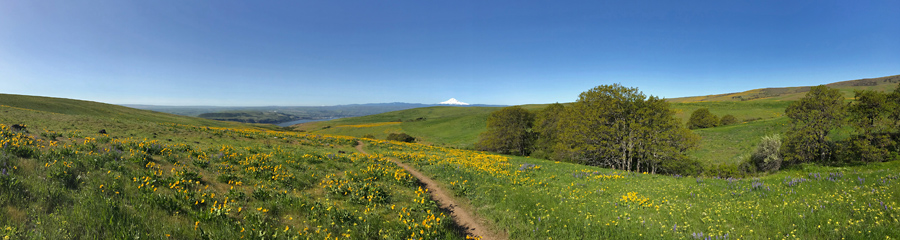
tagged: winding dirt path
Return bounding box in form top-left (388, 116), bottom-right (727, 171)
top-left (355, 142), bottom-right (504, 240)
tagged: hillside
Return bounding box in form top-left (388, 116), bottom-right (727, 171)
top-left (0, 95), bottom-right (466, 239)
top-left (668, 74), bottom-right (900, 103)
top-left (1, 94), bottom-right (274, 130)
top-left (294, 105), bottom-right (549, 148)
top-left (301, 75), bottom-right (899, 166)
top-left (1, 93), bottom-right (898, 239)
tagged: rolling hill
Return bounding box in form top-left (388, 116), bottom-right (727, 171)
top-left (298, 75), bottom-right (899, 165)
top-left (1, 93), bottom-right (274, 130)
top-left (1, 88), bottom-right (898, 239)
top-left (668, 74), bottom-right (900, 103)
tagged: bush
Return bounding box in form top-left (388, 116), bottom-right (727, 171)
top-left (362, 134), bottom-right (375, 139)
top-left (386, 133), bottom-right (415, 143)
top-left (720, 114), bottom-right (738, 126)
top-left (751, 134), bottom-right (782, 172)
top-left (687, 108), bottom-right (719, 129)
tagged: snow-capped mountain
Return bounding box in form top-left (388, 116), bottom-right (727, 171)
top-left (439, 98), bottom-right (470, 105)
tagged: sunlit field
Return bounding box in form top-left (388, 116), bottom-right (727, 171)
top-left (2, 99), bottom-right (899, 239)
top-left (368, 140), bottom-right (900, 239)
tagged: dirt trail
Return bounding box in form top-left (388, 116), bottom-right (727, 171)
top-left (355, 142), bottom-right (504, 240)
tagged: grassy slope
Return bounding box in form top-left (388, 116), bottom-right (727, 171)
top-left (302, 100), bottom-right (793, 165)
top-left (369, 140), bottom-right (900, 239)
top-left (299, 106), bottom-right (502, 148)
top-left (2, 92), bottom-right (898, 239)
top-left (0, 93), bottom-right (277, 130)
top-left (302, 76), bottom-right (899, 166)
top-left (668, 74), bottom-right (899, 103)
top-left (0, 95), bottom-right (461, 239)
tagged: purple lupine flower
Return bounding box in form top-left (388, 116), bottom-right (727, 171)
top-left (673, 223), bottom-right (677, 232)
top-left (1, 168), bottom-right (6, 176)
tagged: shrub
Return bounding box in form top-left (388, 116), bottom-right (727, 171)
top-left (751, 134), bottom-right (782, 172)
top-left (687, 108), bottom-right (719, 129)
top-left (386, 133), bottom-right (415, 143)
top-left (362, 134), bottom-right (375, 139)
top-left (720, 114), bottom-right (738, 126)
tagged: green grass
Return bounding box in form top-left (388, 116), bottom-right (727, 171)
top-left (304, 106), bottom-right (502, 148)
top-left (2, 93), bottom-right (898, 239)
top-left (690, 117), bottom-right (790, 166)
top-left (368, 140), bottom-right (900, 239)
top-left (667, 74), bottom-right (899, 103)
top-left (0, 95), bottom-right (462, 239)
top-left (0, 93), bottom-right (278, 130)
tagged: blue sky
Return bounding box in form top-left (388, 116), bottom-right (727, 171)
top-left (1, 1), bottom-right (898, 106)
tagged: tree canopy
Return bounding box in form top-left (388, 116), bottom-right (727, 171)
top-left (557, 84), bottom-right (698, 173)
top-left (476, 106), bottom-right (535, 156)
top-left (782, 85), bottom-right (845, 164)
top-left (533, 103), bottom-right (565, 160)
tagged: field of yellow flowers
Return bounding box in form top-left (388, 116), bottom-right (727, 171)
top-left (367, 140), bottom-right (900, 239)
top-left (0, 106), bottom-right (460, 239)
top-left (2, 103), bottom-right (899, 239)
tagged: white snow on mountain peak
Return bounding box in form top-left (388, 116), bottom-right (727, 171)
top-left (439, 98), bottom-right (469, 105)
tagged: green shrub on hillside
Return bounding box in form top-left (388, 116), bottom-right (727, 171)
top-left (719, 114), bottom-right (737, 126)
top-left (751, 134), bottom-right (782, 172)
top-left (687, 108), bottom-right (718, 129)
top-left (386, 133), bottom-right (416, 143)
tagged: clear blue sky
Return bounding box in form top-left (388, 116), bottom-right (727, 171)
top-left (2, 1), bottom-right (898, 106)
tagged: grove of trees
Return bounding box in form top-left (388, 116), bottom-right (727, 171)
top-left (781, 84), bottom-right (900, 165)
top-left (478, 82), bottom-right (900, 176)
top-left (477, 84), bottom-right (699, 174)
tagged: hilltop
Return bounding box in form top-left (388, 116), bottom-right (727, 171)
top-left (1, 94), bottom-right (272, 130)
top-left (668, 75), bottom-right (900, 103)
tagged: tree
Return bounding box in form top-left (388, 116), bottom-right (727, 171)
top-left (687, 108), bottom-right (718, 129)
top-left (476, 106), bottom-right (535, 156)
top-left (532, 103), bottom-right (566, 160)
top-left (782, 85), bottom-right (845, 164)
top-left (849, 90), bottom-right (889, 135)
top-left (557, 84), bottom-right (697, 173)
top-left (720, 114), bottom-right (738, 126)
top-left (889, 83), bottom-right (900, 128)
top-left (841, 89), bottom-right (898, 163)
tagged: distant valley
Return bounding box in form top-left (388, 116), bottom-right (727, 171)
top-left (125, 102), bottom-right (507, 125)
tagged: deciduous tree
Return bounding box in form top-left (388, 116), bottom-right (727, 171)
top-left (782, 85), bottom-right (845, 164)
top-left (533, 103), bottom-right (565, 160)
top-left (476, 106), bottom-right (535, 156)
top-left (558, 84), bottom-right (697, 173)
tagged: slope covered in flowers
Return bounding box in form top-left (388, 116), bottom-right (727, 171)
top-left (0, 105), bottom-right (460, 239)
top-left (367, 140), bottom-right (900, 239)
